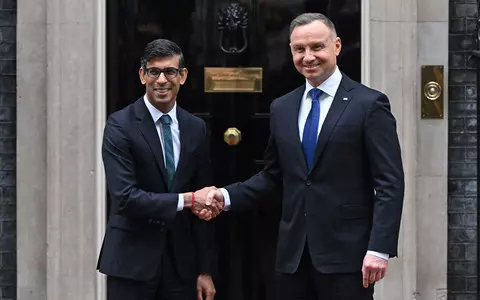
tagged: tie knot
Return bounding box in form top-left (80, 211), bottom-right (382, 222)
top-left (310, 88), bottom-right (322, 101)
top-left (159, 114), bottom-right (172, 125)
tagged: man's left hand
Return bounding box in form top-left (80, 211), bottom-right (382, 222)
top-left (361, 253), bottom-right (388, 288)
top-left (197, 274), bottom-right (216, 300)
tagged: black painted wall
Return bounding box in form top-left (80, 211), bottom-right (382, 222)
top-left (448, 0), bottom-right (479, 299)
top-left (0, 0), bottom-right (15, 299)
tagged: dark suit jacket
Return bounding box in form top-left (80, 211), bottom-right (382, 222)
top-left (97, 98), bottom-right (213, 282)
top-left (226, 74), bottom-right (404, 274)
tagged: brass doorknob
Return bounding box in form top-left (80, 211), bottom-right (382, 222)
top-left (224, 128), bottom-right (242, 146)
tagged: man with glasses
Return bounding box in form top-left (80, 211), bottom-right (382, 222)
top-left (97, 38), bottom-right (217, 300)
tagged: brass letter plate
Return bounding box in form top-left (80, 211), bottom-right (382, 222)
top-left (421, 65), bottom-right (444, 119)
top-left (204, 67), bottom-right (262, 93)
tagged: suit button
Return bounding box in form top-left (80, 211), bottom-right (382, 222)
top-left (305, 180), bottom-right (312, 186)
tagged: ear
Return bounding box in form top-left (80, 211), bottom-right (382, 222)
top-left (139, 67), bottom-right (146, 85)
top-left (179, 68), bottom-right (188, 85)
top-left (335, 37), bottom-right (342, 56)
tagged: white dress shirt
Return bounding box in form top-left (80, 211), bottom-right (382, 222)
top-left (144, 96), bottom-right (184, 211)
top-left (220, 68), bottom-right (388, 260)
top-left (298, 66), bottom-right (341, 139)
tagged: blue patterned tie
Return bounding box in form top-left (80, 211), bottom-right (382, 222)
top-left (159, 115), bottom-right (175, 187)
top-left (302, 88), bottom-right (322, 169)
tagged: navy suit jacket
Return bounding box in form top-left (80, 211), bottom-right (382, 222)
top-left (97, 98), bottom-right (213, 281)
top-left (226, 74), bottom-right (404, 274)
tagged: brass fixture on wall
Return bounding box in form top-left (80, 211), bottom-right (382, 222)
top-left (421, 65), bottom-right (444, 119)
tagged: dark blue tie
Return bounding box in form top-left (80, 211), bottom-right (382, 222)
top-left (159, 115), bottom-right (175, 187)
top-left (302, 88), bottom-right (321, 169)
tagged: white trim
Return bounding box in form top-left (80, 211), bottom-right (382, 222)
top-left (361, 0), bottom-right (370, 86)
top-left (95, 0), bottom-right (107, 299)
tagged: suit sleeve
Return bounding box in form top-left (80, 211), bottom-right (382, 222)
top-left (191, 121), bottom-right (215, 275)
top-left (364, 93), bottom-right (405, 257)
top-left (225, 101), bottom-right (283, 211)
top-left (102, 116), bottom-right (178, 221)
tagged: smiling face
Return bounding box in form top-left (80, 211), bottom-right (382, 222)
top-left (290, 20), bottom-right (342, 87)
top-left (138, 55), bottom-right (188, 113)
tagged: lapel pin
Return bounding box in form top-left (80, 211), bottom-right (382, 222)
top-left (342, 97), bottom-right (348, 101)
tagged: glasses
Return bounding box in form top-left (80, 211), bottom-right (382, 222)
top-left (144, 67), bottom-right (181, 80)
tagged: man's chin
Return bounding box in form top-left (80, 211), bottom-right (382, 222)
top-left (150, 97), bottom-right (175, 109)
top-left (153, 96), bottom-right (173, 103)
top-left (305, 74), bottom-right (323, 84)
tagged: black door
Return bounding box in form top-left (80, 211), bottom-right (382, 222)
top-left (107, 1), bottom-right (361, 299)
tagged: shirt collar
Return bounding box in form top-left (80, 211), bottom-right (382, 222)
top-left (305, 66), bottom-right (342, 98)
top-left (143, 95), bottom-right (178, 124)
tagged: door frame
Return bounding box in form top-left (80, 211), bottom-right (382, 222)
top-left (360, 0), bottom-right (370, 86)
top-left (94, 1), bottom-right (370, 299)
top-left (95, 0), bottom-right (107, 299)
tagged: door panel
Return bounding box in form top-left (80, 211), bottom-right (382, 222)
top-left (107, 1), bottom-right (360, 299)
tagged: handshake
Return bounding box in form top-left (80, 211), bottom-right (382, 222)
top-left (186, 186), bottom-right (225, 221)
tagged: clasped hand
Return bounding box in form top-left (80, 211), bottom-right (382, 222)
top-left (191, 187), bottom-right (225, 221)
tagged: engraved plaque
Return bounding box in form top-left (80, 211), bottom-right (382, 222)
top-left (204, 67), bottom-right (262, 93)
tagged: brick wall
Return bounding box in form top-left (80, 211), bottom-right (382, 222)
top-left (448, 0), bottom-right (479, 299)
top-left (0, 0), bottom-right (15, 299)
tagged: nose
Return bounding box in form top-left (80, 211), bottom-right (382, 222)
top-left (303, 49), bottom-right (315, 63)
top-left (156, 72), bottom-right (168, 83)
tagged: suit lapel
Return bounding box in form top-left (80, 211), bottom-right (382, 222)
top-left (171, 107), bottom-right (191, 189)
top-left (283, 85), bottom-right (309, 174)
top-left (309, 76), bottom-right (355, 172)
top-left (134, 99), bottom-right (169, 186)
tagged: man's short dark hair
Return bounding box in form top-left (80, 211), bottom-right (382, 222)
top-left (289, 13), bottom-right (337, 39)
top-left (140, 39), bottom-right (185, 70)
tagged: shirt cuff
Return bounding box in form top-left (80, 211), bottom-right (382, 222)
top-left (177, 193), bottom-right (184, 211)
top-left (220, 188), bottom-right (231, 211)
top-left (367, 250), bottom-right (389, 260)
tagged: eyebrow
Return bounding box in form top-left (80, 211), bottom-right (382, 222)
top-left (292, 41), bottom-right (325, 48)
top-left (146, 66), bottom-right (180, 70)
